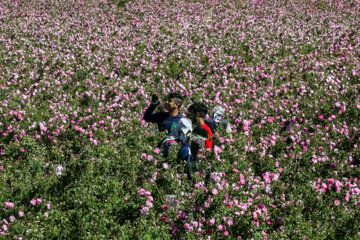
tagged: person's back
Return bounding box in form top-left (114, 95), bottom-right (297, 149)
top-left (178, 126), bottom-right (208, 163)
top-left (161, 118), bottom-right (193, 157)
top-left (162, 118), bottom-right (192, 144)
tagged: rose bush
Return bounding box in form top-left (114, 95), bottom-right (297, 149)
top-left (1, 0), bottom-right (360, 238)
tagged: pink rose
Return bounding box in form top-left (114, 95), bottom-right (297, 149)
top-left (9, 216), bottom-right (15, 222)
top-left (212, 189), bottom-right (218, 195)
top-left (4, 202), bottom-right (14, 208)
top-left (137, 189), bottom-right (146, 195)
top-left (18, 211), bottom-right (24, 217)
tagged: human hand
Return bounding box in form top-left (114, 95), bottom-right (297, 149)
top-left (151, 94), bottom-right (160, 106)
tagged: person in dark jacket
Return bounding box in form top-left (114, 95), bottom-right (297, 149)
top-left (143, 92), bottom-right (184, 134)
top-left (143, 92), bottom-right (184, 156)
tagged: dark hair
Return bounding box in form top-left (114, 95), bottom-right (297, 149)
top-left (167, 92), bottom-right (184, 109)
top-left (188, 103), bottom-right (208, 118)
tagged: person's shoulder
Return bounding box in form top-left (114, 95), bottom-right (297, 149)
top-left (201, 124), bottom-right (212, 134)
top-left (179, 117), bottom-right (191, 125)
top-left (201, 123), bottom-right (210, 128)
top-left (205, 117), bottom-right (215, 122)
top-left (153, 111), bottom-right (169, 121)
top-left (171, 113), bottom-right (182, 120)
top-left (158, 111), bottom-right (169, 117)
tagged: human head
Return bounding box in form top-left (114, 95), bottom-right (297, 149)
top-left (164, 92), bottom-right (184, 111)
top-left (188, 103), bottom-right (208, 124)
top-left (213, 107), bottom-right (225, 123)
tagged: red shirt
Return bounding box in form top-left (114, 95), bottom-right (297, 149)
top-left (201, 124), bottom-right (213, 150)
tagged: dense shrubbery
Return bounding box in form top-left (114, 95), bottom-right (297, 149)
top-left (1, 0), bottom-right (360, 239)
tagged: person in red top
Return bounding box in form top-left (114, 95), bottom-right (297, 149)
top-left (187, 103), bottom-right (213, 150)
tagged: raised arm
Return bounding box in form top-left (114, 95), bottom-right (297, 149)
top-left (143, 94), bottom-right (164, 123)
top-left (143, 104), bottom-right (159, 123)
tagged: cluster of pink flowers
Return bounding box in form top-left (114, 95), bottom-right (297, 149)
top-left (141, 153), bottom-right (154, 162)
top-left (138, 189), bottom-right (153, 216)
top-left (0, 0), bottom-right (359, 238)
top-left (1, 210), bottom-right (25, 237)
top-left (30, 198), bottom-right (43, 206)
top-left (4, 202), bottom-right (14, 208)
top-left (313, 178), bottom-right (360, 204)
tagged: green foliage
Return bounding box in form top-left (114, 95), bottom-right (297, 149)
top-left (1, 0), bottom-right (359, 239)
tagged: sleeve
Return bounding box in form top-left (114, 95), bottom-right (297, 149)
top-left (225, 122), bottom-right (232, 134)
top-left (205, 128), bottom-right (213, 150)
top-left (143, 105), bottom-right (165, 124)
top-left (178, 142), bottom-right (192, 161)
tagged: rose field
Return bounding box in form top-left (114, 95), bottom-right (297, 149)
top-left (1, 0), bottom-right (360, 239)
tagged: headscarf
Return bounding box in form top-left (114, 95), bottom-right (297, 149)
top-left (213, 107), bottom-right (225, 123)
